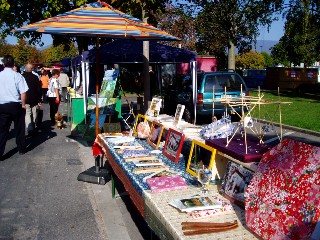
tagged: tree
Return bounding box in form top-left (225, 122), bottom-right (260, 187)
top-left (43, 43), bottom-right (78, 63)
top-left (236, 50), bottom-right (265, 70)
top-left (12, 39), bottom-right (37, 65)
top-left (186, 0), bottom-right (282, 70)
top-left (0, 39), bottom-right (14, 57)
top-left (271, 0), bottom-right (320, 66)
top-left (261, 51), bottom-right (274, 67)
top-left (154, 4), bottom-right (197, 50)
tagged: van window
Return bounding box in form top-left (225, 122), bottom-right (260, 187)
top-left (204, 74), bottom-right (243, 92)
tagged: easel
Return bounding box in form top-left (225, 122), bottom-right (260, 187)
top-left (119, 83), bottom-right (135, 131)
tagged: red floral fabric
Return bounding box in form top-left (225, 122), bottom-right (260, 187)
top-left (245, 139), bottom-right (320, 240)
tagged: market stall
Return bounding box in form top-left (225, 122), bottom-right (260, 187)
top-left (69, 39), bottom-right (197, 137)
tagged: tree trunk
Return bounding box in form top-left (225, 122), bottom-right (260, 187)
top-left (228, 39), bottom-right (235, 71)
top-left (76, 37), bottom-right (89, 54)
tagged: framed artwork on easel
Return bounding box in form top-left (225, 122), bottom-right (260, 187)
top-left (133, 114), bottom-right (151, 139)
top-left (147, 121), bottom-right (164, 149)
top-left (186, 140), bottom-right (216, 177)
top-left (163, 128), bottom-right (185, 163)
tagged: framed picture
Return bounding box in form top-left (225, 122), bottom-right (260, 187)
top-left (173, 104), bottom-right (185, 127)
top-left (220, 161), bottom-right (254, 207)
top-left (163, 128), bottom-right (185, 163)
top-left (103, 122), bottom-right (121, 133)
top-left (146, 97), bottom-right (162, 117)
top-left (186, 140), bottom-right (217, 177)
top-left (133, 114), bottom-right (146, 135)
top-left (147, 121), bottom-right (164, 149)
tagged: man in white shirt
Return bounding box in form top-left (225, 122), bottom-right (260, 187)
top-left (0, 55), bottom-right (29, 157)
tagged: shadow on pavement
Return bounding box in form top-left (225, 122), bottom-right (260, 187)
top-left (25, 120), bottom-right (57, 152)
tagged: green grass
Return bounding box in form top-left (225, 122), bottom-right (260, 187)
top-left (250, 90), bottom-right (320, 132)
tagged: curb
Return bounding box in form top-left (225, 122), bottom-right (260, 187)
top-left (258, 119), bottom-right (320, 137)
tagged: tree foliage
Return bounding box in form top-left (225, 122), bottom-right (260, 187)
top-left (184, 0), bottom-right (282, 70)
top-left (271, 0), bottom-right (320, 66)
top-left (236, 50), bottom-right (265, 70)
top-left (154, 4), bottom-right (197, 50)
top-left (43, 43), bottom-right (79, 64)
top-left (261, 51), bottom-right (274, 67)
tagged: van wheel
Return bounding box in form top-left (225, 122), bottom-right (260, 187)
top-left (183, 108), bottom-right (194, 124)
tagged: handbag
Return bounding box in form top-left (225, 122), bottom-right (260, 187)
top-left (35, 105), bottom-right (43, 127)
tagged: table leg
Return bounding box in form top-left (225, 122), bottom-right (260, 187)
top-left (111, 173), bottom-right (116, 198)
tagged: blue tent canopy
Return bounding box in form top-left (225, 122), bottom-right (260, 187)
top-left (71, 39), bottom-right (197, 65)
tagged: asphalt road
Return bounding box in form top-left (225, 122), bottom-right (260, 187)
top-left (0, 101), bottom-right (152, 240)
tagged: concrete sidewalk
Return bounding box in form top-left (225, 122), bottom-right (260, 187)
top-left (0, 101), bottom-right (151, 240)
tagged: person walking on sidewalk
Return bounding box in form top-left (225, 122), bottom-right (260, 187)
top-left (58, 69), bottom-right (69, 102)
top-left (23, 64), bottom-right (42, 135)
top-left (40, 70), bottom-right (49, 103)
top-left (0, 55), bottom-right (29, 157)
top-left (47, 69), bottom-right (61, 126)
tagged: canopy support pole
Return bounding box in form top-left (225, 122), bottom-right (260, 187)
top-left (143, 41), bottom-right (150, 112)
top-left (191, 61), bottom-right (197, 124)
top-left (95, 37), bottom-right (100, 136)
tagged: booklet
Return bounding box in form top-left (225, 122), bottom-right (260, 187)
top-left (143, 169), bottom-right (181, 182)
top-left (169, 195), bottom-right (223, 213)
top-left (133, 159), bottom-right (164, 167)
top-left (107, 136), bottom-right (135, 144)
top-left (146, 175), bottom-right (188, 193)
top-left (113, 142), bottom-right (142, 149)
top-left (122, 149), bottom-right (150, 159)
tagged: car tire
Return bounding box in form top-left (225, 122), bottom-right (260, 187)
top-left (183, 108), bottom-right (194, 124)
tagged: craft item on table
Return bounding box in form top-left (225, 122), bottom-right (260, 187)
top-left (163, 128), bottom-right (185, 163)
top-left (133, 165), bottom-right (169, 174)
top-left (150, 149), bottom-right (162, 154)
top-left (146, 175), bottom-right (188, 193)
top-left (245, 139), bottom-right (320, 240)
top-left (186, 139), bottom-right (217, 177)
top-left (124, 156), bottom-right (157, 162)
top-left (136, 121), bottom-right (150, 139)
top-left (122, 149), bottom-right (150, 159)
top-left (205, 135), bottom-right (275, 163)
top-left (199, 117), bottom-right (235, 140)
top-left (173, 104), bottom-right (185, 127)
top-left (188, 195), bottom-right (233, 219)
top-left (182, 127), bottom-right (201, 134)
top-left (113, 142), bottom-right (142, 149)
top-left (107, 136), bottom-right (135, 144)
top-left (169, 195), bottom-right (222, 213)
top-left (147, 121), bottom-right (164, 149)
top-left (220, 161), bottom-right (254, 207)
top-left (103, 122), bottom-right (121, 133)
top-left (133, 159), bottom-right (164, 167)
top-left (182, 220), bottom-right (238, 236)
top-left (133, 114), bottom-right (146, 135)
top-left (102, 132), bottom-right (123, 138)
top-left (146, 97), bottom-right (162, 117)
top-left (143, 169), bottom-right (181, 182)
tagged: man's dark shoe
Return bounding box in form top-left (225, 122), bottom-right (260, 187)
top-left (19, 149), bottom-right (26, 155)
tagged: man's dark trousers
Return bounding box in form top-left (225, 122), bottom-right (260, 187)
top-left (0, 102), bottom-right (26, 156)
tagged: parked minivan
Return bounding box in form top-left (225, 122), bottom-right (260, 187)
top-left (172, 71), bottom-right (249, 123)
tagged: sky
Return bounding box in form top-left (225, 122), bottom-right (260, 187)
top-left (257, 18), bottom-right (285, 41)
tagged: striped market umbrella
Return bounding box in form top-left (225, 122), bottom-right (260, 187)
top-left (16, 1), bottom-right (178, 40)
top-left (16, 1), bottom-right (179, 135)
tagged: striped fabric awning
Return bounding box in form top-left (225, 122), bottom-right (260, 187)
top-left (15, 1), bottom-right (179, 41)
